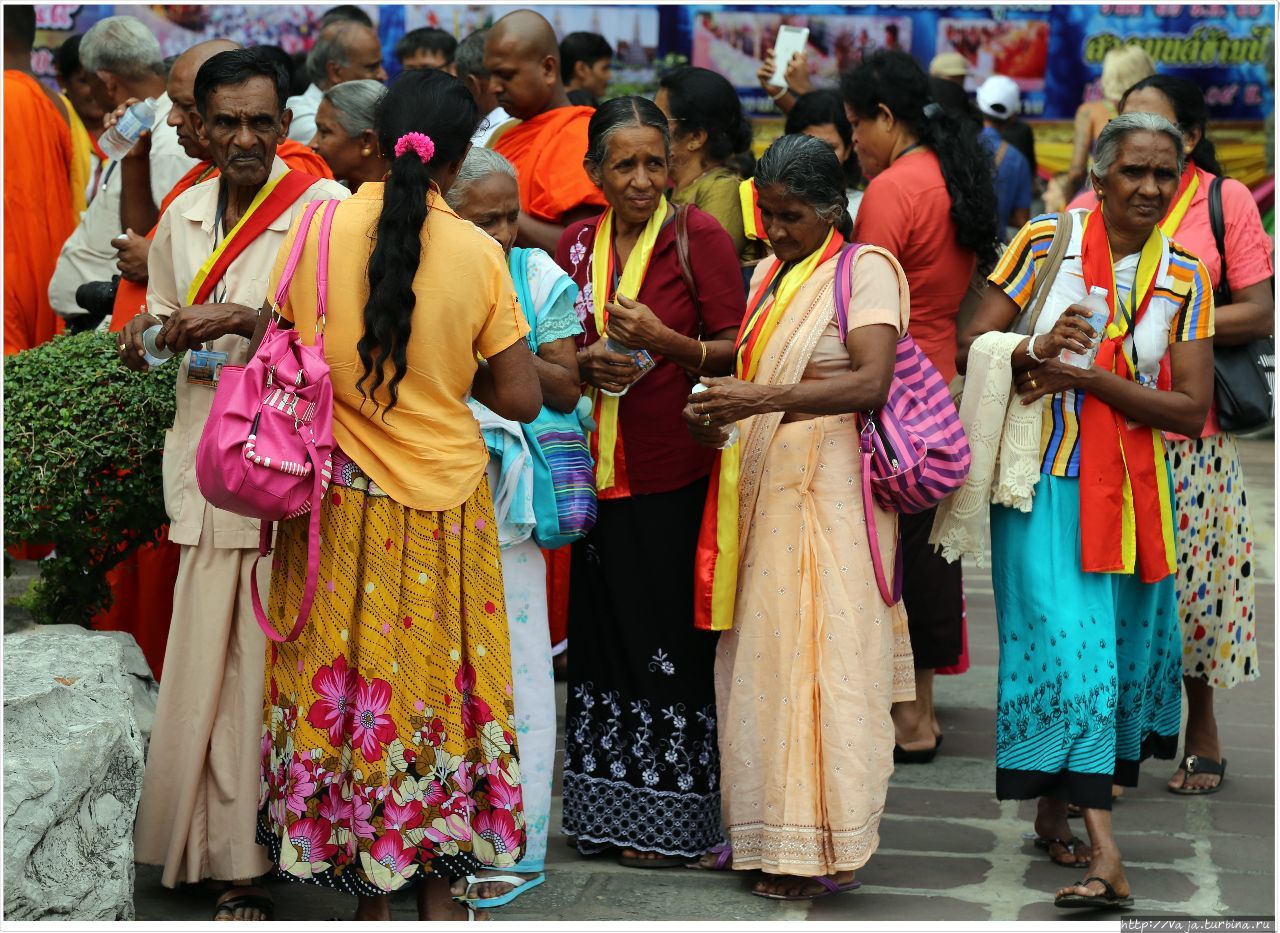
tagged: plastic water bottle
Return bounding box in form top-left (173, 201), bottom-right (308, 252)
top-left (98, 98), bottom-right (158, 161)
top-left (141, 324), bottom-right (174, 367)
top-left (691, 383), bottom-right (739, 448)
top-left (1060, 286), bottom-right (1111, 369)
top-left (602, 337), bottom-right (655, 397)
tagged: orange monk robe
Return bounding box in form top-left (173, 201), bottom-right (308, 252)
top-left (109, 137), bottom-right (334, 330)
top-left (491, 105), bottom-right (606, 223)
top-left (94, 137), bottom-right (334, 678)
top-left (4, 71), bottom-right (75, 356)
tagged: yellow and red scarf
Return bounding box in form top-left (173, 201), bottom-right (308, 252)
top-left (184, 170), bottom-right (316, 306)
top-left (587, 197), bottom-right (669, 496)
top-left (738, 178), bottom-right (770, 246)
top-left (694, 228), bottom-right (843, 631)
top-left (1076, 205), bottom-right (1176, 583)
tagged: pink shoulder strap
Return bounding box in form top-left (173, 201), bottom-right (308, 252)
top-left (272, 199), bottom-right (323, 312)
top-left (833, 242), bottom-right (864, 342)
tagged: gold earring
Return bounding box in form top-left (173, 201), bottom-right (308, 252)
top-left (362, 147), bottom-right (372, 157)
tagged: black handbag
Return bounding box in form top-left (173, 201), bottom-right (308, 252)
top-left (1208, 176), bottom-right (1274, 433)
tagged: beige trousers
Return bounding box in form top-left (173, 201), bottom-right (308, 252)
top-left (133, 507), bottom-right (271, 886)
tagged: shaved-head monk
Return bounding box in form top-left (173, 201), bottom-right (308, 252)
top-left (4, 4), bottom-right (75, 355)
top-left (485, 10), bottom-right (605, 252)
top-left (109, 40), bottom-right (333, 331)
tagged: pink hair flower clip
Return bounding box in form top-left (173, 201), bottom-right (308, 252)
top-left (394, 132), bottom-right (435, 164)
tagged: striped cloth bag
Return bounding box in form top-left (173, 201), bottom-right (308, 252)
top-left (834, 244), bottom-right (971, 602)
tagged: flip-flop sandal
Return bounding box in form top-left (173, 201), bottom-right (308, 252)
top-left (893, 735), bottom-right (941, 765)
top-left (212, 890), bottom-right (275, 921)
top-left (454, 872), bottom-right (546, 909)
top-left (1033, 835), bottom-right (1090, 867)
top-left (685, 842), bottom-right (733, 871)
top-left (1168, 754), bottom-right (1227, 796)
top-left (752, 876), bottom-right (863, 901)
top-left (617, 851), bottom-right (690, 869)
top-left (1054, 876), bottom-right (1134, 910)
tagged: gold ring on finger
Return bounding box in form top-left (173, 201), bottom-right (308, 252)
top-left (1030, 378), bottom-right (1038, 390)
top-left (703, 416), bottom-right (712, 427)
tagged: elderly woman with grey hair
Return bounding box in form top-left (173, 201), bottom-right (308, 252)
top-left (439, 146), bottom-right (582, 909)
top-left (682, 133), bottom-right (914, 898)
top-left (959, 112), bottom-right (1215, 910)
top-left (309, 78), bottom-right (388, 188)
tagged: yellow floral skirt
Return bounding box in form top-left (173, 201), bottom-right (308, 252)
top-left (256, 472), bottom-right (524, 897)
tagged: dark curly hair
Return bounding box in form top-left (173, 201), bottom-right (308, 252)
top-left (658, 66), bottom-right (753, 164)
top-left (357, 69), bottom-right (479, 418)
top-left (1120, 74), bottom-right (1223, 177)
top-left (842, 50), bottom-right (999, 273)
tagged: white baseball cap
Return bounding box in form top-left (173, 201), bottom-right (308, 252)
top-left (977, 75), bottom-right (1021, 119)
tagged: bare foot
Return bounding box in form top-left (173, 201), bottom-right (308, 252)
top-left (1034, 798), bottom-right (1090, 867)
top-left (752, 870), bottom-right (857, 898)
top-left (212, 882), bottom-right (272, 921)
top-left (620, 848), bottom-right (669, 862)
top-left (354, 894), bottom-right (392, 921)
top-left (450, 869), bottom-right (540, 903)
top-left (1055, 846), bottom-right (1129, 903)
top-left (418, 876), bottom-right (490, 922)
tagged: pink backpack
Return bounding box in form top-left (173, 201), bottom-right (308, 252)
top-left (834, 244), bottom-right (971, 603)
top-left (195, 198), bottom-right (339, 642)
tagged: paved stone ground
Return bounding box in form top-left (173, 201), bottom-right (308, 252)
top-left (7, 440), bottom-right (1274, 922)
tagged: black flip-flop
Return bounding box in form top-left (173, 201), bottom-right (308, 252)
top-left (1033, 835), bottom-right (1090, 867)
top-left (213, 889), bottom-right (275, 922)
top-left (1168, 754), bottom-right (1227, 796)
top-left (1054, 876), bottom-right (1134, 910)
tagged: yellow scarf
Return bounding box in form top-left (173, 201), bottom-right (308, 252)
top-left (696, 227), bottom-right (841, 631)
top-left (1160, 165), bottom-right (1200, 239)
top-left (588, 197), bottom-right (669, 494)
top-left (185, 171), bottom-right (293, 306)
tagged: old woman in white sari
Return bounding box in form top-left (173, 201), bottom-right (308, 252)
top-left (684, 134), bottom-right (914, 900)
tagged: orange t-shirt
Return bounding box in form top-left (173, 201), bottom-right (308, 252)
top-left (852, 150), bottom-right (976, 384)
top-left (270, 183), bottom-right (529, 511)
top-left (491, 105), bottom-right (606, 224)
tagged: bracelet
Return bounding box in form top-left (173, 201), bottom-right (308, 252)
top-left (697, 340), bottom-right (708, 371)
top-left (768, 85), bottom-right (789, 102)
top-left (1025, 334), bottom-right (1046, 363)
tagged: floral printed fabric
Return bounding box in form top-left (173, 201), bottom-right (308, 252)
top-left (257, 472), bottom-right (525, 897)
top-left (1168, 434), bottom-right (1260, 688)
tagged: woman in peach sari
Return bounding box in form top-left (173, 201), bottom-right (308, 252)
top-left (686, 134), bottom-right (914, 899)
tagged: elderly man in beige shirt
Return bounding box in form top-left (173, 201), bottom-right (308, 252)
top-left (116, 48), bottom-right (347, 922)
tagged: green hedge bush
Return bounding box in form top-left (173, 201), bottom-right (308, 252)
top-left (4, 329), bottom-right (177, 625)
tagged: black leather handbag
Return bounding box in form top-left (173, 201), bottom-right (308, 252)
top-left (1208, 176), bottom-right (1274, 433)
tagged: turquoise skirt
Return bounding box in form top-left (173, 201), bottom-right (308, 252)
top-left (990, 474), bottom-right (1181, 810)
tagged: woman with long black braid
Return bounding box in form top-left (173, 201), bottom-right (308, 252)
top-left (842, 49), bottom-right (1000, 763)
top-left (255, 69), bottom-right (541, 922)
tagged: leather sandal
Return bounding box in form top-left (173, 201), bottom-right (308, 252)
top-left (1054, 876), bottom-right (1134, 910)
top-left (1168, 753), bottom-right (1227, 796)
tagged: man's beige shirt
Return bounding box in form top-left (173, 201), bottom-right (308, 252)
top-left (147, 155), bottom-right (348, 549)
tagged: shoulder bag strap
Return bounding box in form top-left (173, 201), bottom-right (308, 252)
top-left (294, 199), bottom-right (339, 345)
top-left (995, 140), bottom-right (1008, 169)
top-left (675, 205), bottom-right (700, 313)
top-left (272, 199), bottom-right (324, 315)
top-left (1024, 209), bottom-right (1073, 335)
top-left (862, 447), bottom-right (903, 605)
top-left (1208, 176), bottom-right (1231, 305)
top-left (833, 243), bottom-right (861, 342)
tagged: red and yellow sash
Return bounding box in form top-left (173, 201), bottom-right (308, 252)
top-left (184, 170), bottom-right (317, 306)
top-left (1077, 205), bottom-right (1176, 583)
top-left (587, 197), bottom-right (669, 496)
top-left (738, 178), bottom-right (770, 246)
top-left (694, 228), bottom-right (843, 631)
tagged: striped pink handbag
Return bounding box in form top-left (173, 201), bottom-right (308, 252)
top-left (834, 244), bottom-right (971, 602)
top-left (195, 198), bottom-right (339, 642)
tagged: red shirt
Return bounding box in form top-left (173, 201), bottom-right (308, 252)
top-left (853, 150), bottom-right (976, 383)
top-left (555, 205), bottom-right (746, 497)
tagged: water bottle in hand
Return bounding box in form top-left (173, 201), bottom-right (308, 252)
top-left (141, 324), bottom-right (174, 367)
top-left (1060, 286), bottom-right (1110, 369)
top-left (691, 383), bottom-right (739, 448)
top-left (99, 98), bottom-right (159, 161)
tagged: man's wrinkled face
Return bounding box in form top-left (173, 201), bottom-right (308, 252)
top-left (198, 76), bottom-right (288, 188)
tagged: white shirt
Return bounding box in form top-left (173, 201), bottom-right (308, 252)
top-left (285, 83), bottom-right (324, 144)
top-left (48, 92), bottom-right (198, 318)
top-left (474, 106), bottom-right (512, 148)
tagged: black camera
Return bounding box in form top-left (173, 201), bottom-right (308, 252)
top-left (70, 276), bottom-right (120, 333)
